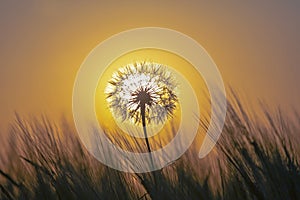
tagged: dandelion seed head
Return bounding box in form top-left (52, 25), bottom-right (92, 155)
top-left (105, 62), bottom-right (179, 125)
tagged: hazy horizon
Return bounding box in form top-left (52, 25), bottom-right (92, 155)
top-left (1, 1), bottom-right (300, 130)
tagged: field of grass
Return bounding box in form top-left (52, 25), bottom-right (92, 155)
top-left (0, 94), bottom-right (299, 200)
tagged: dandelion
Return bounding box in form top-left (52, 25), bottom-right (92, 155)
top-left (105, 62), bottom-right (179, 152)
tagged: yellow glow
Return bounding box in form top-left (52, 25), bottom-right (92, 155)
top-left (95, 48), bottom-right (211, 151)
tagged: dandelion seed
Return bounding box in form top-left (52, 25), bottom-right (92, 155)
top-left (105, 62), bottom-right (178, 154)
top-left (105, 62), bottom-right (179, 127)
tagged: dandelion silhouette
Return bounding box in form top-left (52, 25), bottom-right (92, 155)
top-left (105, 62), bottom-right (178, 154)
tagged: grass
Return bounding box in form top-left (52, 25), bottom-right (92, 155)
top-left (0, 93), bottom-right (299, 200)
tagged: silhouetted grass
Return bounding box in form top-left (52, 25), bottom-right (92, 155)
top-left (0, 93), bottom-right (299, 200)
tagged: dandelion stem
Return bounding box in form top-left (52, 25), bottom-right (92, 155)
top-left (140, 102), bottom-right (157, 185)
top-left (140, 103), bottom-right (151, 153)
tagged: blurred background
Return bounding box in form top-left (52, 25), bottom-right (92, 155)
top-left (1, 2), bottom-right (300, 200)
top-left (1, 1), bottom-right (300, 131)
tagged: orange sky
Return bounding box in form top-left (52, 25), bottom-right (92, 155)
top-left (0, 1), bottom-right (299, 131)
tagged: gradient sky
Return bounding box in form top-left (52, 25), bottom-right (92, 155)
top-left (0, 1), bottom-right (300, 130)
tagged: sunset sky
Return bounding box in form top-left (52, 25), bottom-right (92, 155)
top-left (0, 1), bottom-right (299, 131)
